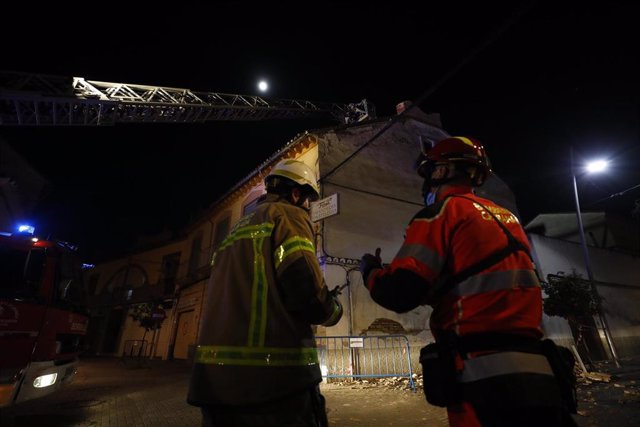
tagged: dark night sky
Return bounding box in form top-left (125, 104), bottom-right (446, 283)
top-left (1, 2), bottom-right (639, 261)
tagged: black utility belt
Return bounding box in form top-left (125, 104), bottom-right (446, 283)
top-left (418, 336), bottom-right (577, 413)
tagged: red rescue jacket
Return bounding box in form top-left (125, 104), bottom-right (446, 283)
top-left (364, 185), bottom-right (542, 340)
top-left (365, 185), bottom-right (569, 426)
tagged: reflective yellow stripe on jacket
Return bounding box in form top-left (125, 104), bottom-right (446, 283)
top-left (195, 345), bottom-right (319, 366)
top-left (216, 222), bottom-right (275, 347)
top-left (249, 228), bottom-right (270, 347)
top-left (219, 223), bottom-right (274, 252)
top-left (274, 236), bottom-right (315, 270)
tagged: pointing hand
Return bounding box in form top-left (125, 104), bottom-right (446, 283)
top-left (359, 247), bottom-right (383, 283)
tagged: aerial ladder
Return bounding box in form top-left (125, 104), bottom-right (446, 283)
top-left (0, 71), bottom-right (375, 126)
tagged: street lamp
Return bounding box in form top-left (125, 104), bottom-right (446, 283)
top-left (570, 147), bottom-right (621, 367)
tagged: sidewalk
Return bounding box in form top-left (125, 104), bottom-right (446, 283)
top-left (0, 356), bottom-right (637, 426)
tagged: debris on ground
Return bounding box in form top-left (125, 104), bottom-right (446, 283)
top-left (574, 357), bottom-right (640, 423)
top-left (581, 371), bottom-right (612, 383)
top-left (325, 374), bottom-right (423, 391)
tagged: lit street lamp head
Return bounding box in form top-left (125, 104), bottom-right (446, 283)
top-left (585, 159), bottom-right (609, 174)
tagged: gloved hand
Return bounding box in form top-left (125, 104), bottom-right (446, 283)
top-left (359, 247), bottom-right (382, 284)
top-left (328, 285), bottom-right (342, 298)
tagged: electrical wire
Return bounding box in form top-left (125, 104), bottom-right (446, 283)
top-left (320, 1), bottom-right (537, 183)
top-left (584, 183), bottom-right (640, 208)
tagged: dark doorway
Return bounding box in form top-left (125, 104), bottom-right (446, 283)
top-left (102, 309), bottom-right (124, 354)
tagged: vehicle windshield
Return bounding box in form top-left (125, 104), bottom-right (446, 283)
top-left (0, 246), bottom-right (46, 299)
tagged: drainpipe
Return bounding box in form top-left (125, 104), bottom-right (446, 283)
top-left (166, 287), bottom-right (181, 360)
top-left (192, 218), bottom-right (217, 346)
top-left (347, 270), bottom-right (354, 337)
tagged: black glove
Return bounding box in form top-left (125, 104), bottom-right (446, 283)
top-left (328, 285), bottom-right (342, 298)
top-left (359, 248), bottom-right (382, 284)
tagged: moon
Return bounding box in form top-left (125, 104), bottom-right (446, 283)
top-left (258, 80), bottom-right (268, 92)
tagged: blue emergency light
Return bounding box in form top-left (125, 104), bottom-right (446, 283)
top-left (17, 224), bottom-right (35, 235)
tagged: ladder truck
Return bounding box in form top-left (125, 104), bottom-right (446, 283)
top-left (0, 71), bottom-right (375, 126)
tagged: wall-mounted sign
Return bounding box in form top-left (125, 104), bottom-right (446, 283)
top-left (310, 193), bottom-right (339, 222)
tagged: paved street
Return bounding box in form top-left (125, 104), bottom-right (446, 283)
top-left (0, 356), bottom-right (638, 426)
top-left (1, 357), bottom-right (444, 427)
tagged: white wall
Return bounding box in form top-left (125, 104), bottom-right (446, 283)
top-left (530, 233), bottom-right (640, 357)
top-left (316, 121), bottom-right (435, 343)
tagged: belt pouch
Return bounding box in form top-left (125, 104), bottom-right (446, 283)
top-left (419, 342), bottom-right (459, 407)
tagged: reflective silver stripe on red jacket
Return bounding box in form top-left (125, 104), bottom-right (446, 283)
top-left (451, 269), bottom-right (540, 297)
top-left (459, 351), bottom-right (553, 383)
top-left (394, 243), bottom-right (444, 273)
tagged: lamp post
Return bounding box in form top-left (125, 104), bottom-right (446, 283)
top-left (570, 147), bottom-right (621, 367)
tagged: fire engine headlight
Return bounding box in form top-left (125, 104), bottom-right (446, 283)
top-left (33, 373), bottom-right (57, 388)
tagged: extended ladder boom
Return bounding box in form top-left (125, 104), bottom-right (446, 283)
top-left (0, 71), bottom-right (374, 126)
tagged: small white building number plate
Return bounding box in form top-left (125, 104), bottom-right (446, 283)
top-left (310, 193), bottom-right (339, 222)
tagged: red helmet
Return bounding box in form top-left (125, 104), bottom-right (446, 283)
top-left (416, 136), bottom-right (492, 186)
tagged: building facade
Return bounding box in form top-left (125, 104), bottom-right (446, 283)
top-left (87, 105), bottom-right (640, 369)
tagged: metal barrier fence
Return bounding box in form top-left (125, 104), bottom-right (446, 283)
top-left (316, 335), bottom-right (416, 391)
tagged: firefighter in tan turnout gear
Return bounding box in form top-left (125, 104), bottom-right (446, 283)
top-left (188, 159), bottom-right (343, 427)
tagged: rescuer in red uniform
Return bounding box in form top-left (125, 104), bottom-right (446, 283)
top-left (360, 136), bottom-right (577, 426)
top-left (188, 159), bottom-right (343, 427)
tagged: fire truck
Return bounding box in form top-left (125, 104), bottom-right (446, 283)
top-left (0, 226), bottom-right (89, 407)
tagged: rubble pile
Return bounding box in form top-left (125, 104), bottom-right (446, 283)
top-left (574, 358), bottom-right (640, 418)
top-left (325, 374), bottom-right (422, 391)
top-left (323, 358), bottom-right (640, 411)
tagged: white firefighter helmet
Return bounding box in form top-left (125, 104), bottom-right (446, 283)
top-left (266, 159), bottom-right (320, 199)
